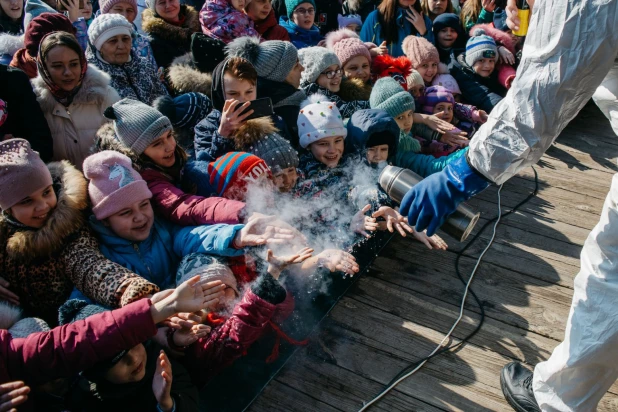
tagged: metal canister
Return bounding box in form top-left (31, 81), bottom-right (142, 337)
top-left (379, 165), bottom-right (480, 242)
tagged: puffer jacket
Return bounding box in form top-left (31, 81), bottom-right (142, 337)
top-left (90, 216), bottom-right (244, 290)
top-left (301, 82), bottom-right (370, 119)
top-left (31, 64), bottom-right (120, 169)
top-left (0, 161), bottom-right (159, 326)
top-left (254, 9), bottom-right (289, 41)
top-left (450, 53), bottom-right (506, 113)
top-left (141, 5), bottom-right (201, 69)
top-left (469, 23), bottom-right (518, 89)
top-left (278, 17), bottom-right (322, 49)
top-left (86, 47), bottom-right (168, 105)
top-left (199, 0), bottom-right (260, 44)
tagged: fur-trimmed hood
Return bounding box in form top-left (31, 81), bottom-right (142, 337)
top-left (31, 64), bottom-right (114, 113)
top-left (0, 32), bottom-right (23, 57)
top-left (231, 117), bottom-right (279, 149)
top-left (0, 161), bottom-right (88, 260)
top-left (469, 23), bottom-right (517, 55)
top-left (338, 77), bottom-right (373, 101)
top-left (166, 52), bottom-right (213, 95)
top-left (141, 5), bottom-right (200, 44)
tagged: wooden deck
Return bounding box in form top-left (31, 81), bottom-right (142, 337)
top-left (248, 102), bottom-right (618, 412)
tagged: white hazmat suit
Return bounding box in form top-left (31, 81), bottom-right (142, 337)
top-left (468, 0), bottom-right (618, 409)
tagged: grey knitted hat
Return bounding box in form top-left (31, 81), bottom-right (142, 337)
top-left (370, 77), bottom-right (416, 118)
top-left (298, 47), bottom-right (340, 85)
top-left (176, 253), bottom-right (239, 295)
top-left (9, 317), bottom-right (50, 338)
top-left (104, 98), bottom-right (173, 155)
top-left (226, 37), bottom-right (298, 83)
top-left (249, 133), bottom-right (299, 174)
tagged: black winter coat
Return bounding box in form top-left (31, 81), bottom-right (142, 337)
top-left (0, 64), bottom-right (53, 161)
top-left (450, 54), bottom-right (506, 113)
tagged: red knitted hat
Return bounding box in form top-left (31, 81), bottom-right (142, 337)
top-left (25, 13), bottom-right (76, 58)
top-left (208, 152), bottom-right (271, 201)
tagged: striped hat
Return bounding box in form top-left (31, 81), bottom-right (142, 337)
top-left (208, 152), bottom-right (271, 200)
top-left (421, 85), bottom-right (455, 114)
top-left (465, 29), bottom-right (497, 67)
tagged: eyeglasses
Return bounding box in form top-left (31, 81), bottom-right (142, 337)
top-left (321, 68), bottom-right (343, 79)
top-left (293, 7), bottom-right (315, 15)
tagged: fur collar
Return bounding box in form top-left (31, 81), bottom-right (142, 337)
top-left (470, 23), bottom-right (518, 55)
top-left (232, 117), bottom-right (279, 149)
top-left (338, 77), bottom-right (372, 101)
top-left (32, 64), bottom-right (113, 112)
top-left (1, 161), bottom-right (88, 260)
top-left (0, 32), bottom-right (23, 56)
top-left (167, 53), bottom-right (213, 95)
top-left (141, 6), bottom-right (200, 44)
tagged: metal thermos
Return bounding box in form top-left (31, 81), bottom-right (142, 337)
top-left (379, 165), bottom-right (480, 242)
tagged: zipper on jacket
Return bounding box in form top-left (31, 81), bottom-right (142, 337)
top-left (132, 243), bottom-right (153, 279)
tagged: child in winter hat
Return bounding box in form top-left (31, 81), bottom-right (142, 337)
top-left (406, 69), bottom-right (426, 98)
top-left (422, 85), bottom-right (485, 136)
top-left (207, 152), bottom-right (272, 201)
top-left (98, 0), bottom-right (138, 14)
top-left (297, 94), bottom-right (347, 151)
top-left (432, 74), bottom-right (461, 99)
top-left (402, 35), bottom-right (440, 85)
top-left (464, 29), bottom-right (498, 75)
top-left (226, 36), bottom-right (299, 84)
top-left (432, 13), bottom-right (465, 64)
top-left (325, 28), bottom-right (372, 83)
top-left (280, 0), bottom-right (322, 50)
top-left (176, 253), bottom-right (239, 308)
top-left (200, 0), bottom-right (261, 44)
top-left (153, 92), bottom-right (212, 149)
top-left (245, 131), bottom-right (300, 193)
top-left (337, 13), bottom-right (362, 33)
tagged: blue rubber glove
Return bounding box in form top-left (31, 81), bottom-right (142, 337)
top-left (399, 153), bottom-right (490, 236)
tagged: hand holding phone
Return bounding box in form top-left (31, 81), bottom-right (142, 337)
top-left (239, 97), bottom-right (274, 121)
top-left (218, 100), bottom-right (254, 138)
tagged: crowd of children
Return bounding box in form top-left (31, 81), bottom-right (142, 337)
top-left (0, 0), bottom-right (522, 408)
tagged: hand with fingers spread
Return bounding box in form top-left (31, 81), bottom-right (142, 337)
top-left (0, 381), bottom-right (30, 412)
top-left (405, 6), bottom-right (427, 35)
top-left (173, 324), bottom-right (212, 347)
top-left (245, 213), bottom-right (308, 244)
top-left (0, 277), bottom-right (19, 306)
top-left (373, 206), bottom-right (415, 237)
top-left (234, 215), bottom-right (296, 248)
top-left (350, 204), bottom-right (378, 238)
top-left (372, 41), bottom-right (388, 56)
top-left (418, 113), bottom-right (456, 134)
top-left (152, 351), bottom-right (174, 412)
top-left (482, 0), bottom-right (496, 12)
top-left (162, 311), bottom-right (203, 330)
top-left (316, 249), bottom-right (360, 276)
top-left (498, 46), bottom-right (516, 65)
top-left (505, 0), bottom-right (534, 32)
top-left (266, 247), bottom-right (314, 279)
top-left (412, 229), bottom-right (448, 250)
top-left (58, 0), bottom-right (82, 22)
top-left (217, 100), bottom-right (253, 138)
top-left (439, 130), bottom-right (469, 147)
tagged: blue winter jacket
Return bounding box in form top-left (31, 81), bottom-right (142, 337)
top-left (89, 216), bottom-right (244, 290)
top-left (360, 8), bottom-right (434, 57)
top-left (279, 17), bottom-right (323, 49)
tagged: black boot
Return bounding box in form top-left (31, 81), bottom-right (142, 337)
top-left (500, 362), bottom-right (541, 412)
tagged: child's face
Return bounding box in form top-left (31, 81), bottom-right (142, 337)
top-left (316, 64), bottom-right (342, 93)
top-left (80, 0), bottom-right (92, 19)
top-left (415, 61), bottom-right (438, 85)
top-left (109, 2), bottom-right (137, 23)
top-left (291, 2), bottom-right (315, 30)
top-left (366, 144), bottom-right (389, 164)
top-left (245, 0), bottom-right (271, 21)
top-left (437, 27), bottom-right (457, 48)
top-left (273, 166), bottom-right (298, 193)
top-left (408, 84), bottom-right (425, 99)
top-left (395, 109), bottom-right (414, 133)
top-left (9, 185), bottom-right (57, 229)
top-left (284, 59), bottom-right (304, 89)
top-left (345, 23), bottom-right (361, 34)
top-left (343, 56), bottom-right (371, 83)
top-left (433, 102), bottom-right (454, 123)
top-left (223, 73), bottom-right (257, 103)
top-left (230, 0), bottom-right (245, 12)
top-left (309, 136), bottom-right (345, 169)
top-left (143, 130), bottom-right (177, 168)
top-left (104, 344), bottom-right (147, 384)
top-left (472, 58), bottom-right (496, 77)
top-left (428, 0), bottom-right (448, 15)
top-left (104, 198), bottom-right (154, 242)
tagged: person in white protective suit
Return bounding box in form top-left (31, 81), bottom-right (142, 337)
top-left (398, 0), bottom-right (618, 410)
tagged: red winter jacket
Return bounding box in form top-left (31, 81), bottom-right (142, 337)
top-left (0, 299), bottom-right (157, 410)
top-left (141, 167), bottom-right (246, 226)
top-left (254, 9), bottom-right (290, 41)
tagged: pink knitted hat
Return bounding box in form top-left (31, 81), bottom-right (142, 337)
top-left (432, 74), bottom-right (461, 95)
top-left (83, 151), bottom-right (152, 220)
top-left (402, 36), bottom-right (439, 68)
top-left (325, 28), bottom-right (372, 68)
top-left (0, 139), bottom-right (52, 211)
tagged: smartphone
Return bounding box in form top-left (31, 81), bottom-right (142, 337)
top-left (56, 0), bottom-right (84, 11)
top-left (239, 97), bottom-right (274, 121)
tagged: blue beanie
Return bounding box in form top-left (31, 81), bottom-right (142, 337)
top-left (153, 93), bottom-right (212, 129)
top-left (285, 0), bottom-right (316, 19)
top-left (464, 29), bottom-right (497, 67)
top-left (432, 13), bottom-right (463, 38)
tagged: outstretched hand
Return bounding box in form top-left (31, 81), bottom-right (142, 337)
top-left (412, 230), bottom-right (448, 250)
top-left (373, 207), bottom-right (415, 237)
top-left (316, 249), bottom-right (360, 276)
top-left (152, 351), bottom-right (174, 412)
top-left (235, 215), bottom-right (296, 248)
top-left (173, 324), bottom-right (212, 347)
top-left (266, 247), bottom-right (314, 279)
top-left (351, 204), bottom-right (379, 238)
top-left (0, 381), bottom-right (29, 412)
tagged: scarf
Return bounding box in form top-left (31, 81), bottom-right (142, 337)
top-left (10, 48), bottom-right (38, 79)
top-left (257, 76), bottom-right (306, 108)
top-left (36, 34), bottom-right (88, 107)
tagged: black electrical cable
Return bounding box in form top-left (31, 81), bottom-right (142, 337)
top-left (369, 166), bottom-right (539, 398)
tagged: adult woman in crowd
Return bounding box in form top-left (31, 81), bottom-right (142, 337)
top-left (32, 31), bottom-right (119, 168)
top-left (0, 0), bottom-right (24, 34)
top-left (360, 0), bottom-right (434, 57)
top-left (141, 0), bottom-right (200, 69)
top-left (86, 14), bottom-right (167, 104)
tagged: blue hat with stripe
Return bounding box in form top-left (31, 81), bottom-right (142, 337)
top-left (465, 29), bottom-right (497, 68)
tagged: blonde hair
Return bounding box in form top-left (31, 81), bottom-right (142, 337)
top-left (460, 0), bottom-right (482, 30)
top-left (420, 0), bottom-right (453, 17)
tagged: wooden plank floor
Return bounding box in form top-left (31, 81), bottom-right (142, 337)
top-left (249, 103), bottom-right (618, 412)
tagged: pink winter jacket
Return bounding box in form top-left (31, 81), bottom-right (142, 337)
top-left (141, 167), bottom-right (246, 226)
top-left (469, 23), bottom-right (518, 90)
top-left (0, 299), bottom-right (157, 410)
top-left (200, 0), bottom-right (261, 44)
